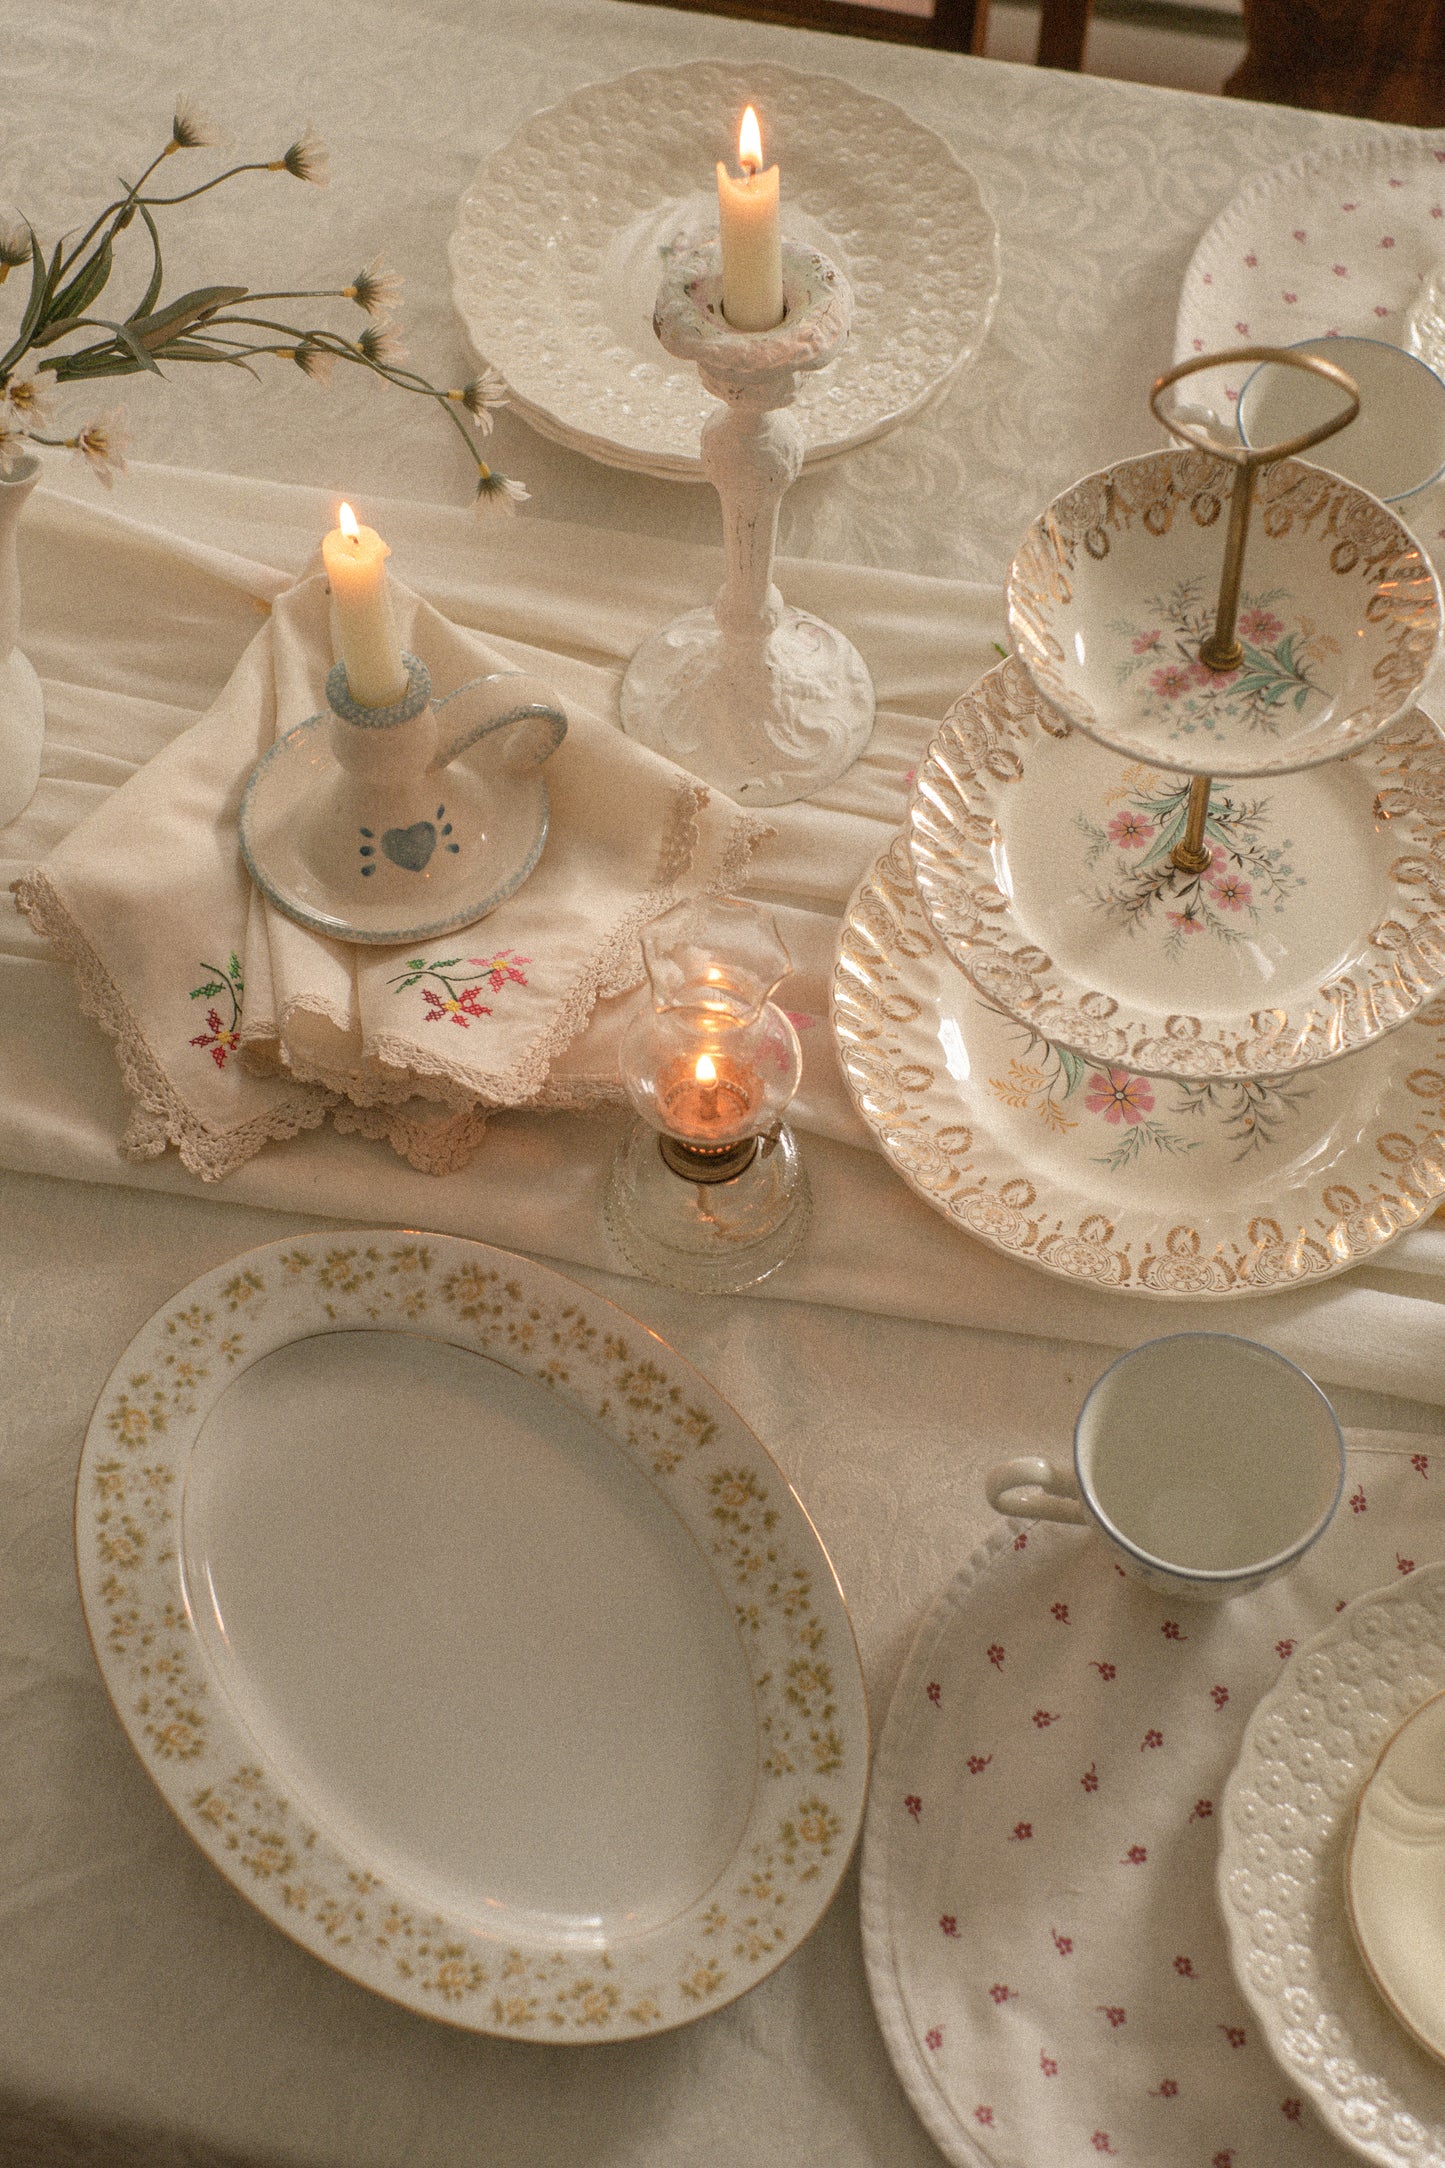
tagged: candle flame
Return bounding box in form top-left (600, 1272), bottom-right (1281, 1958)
top-left (695, 1053), bottom-right (718, 1084)
top-left (338, 501), bottom-right (360, 543)
top-left (738, 105), bottom-right (763, 176)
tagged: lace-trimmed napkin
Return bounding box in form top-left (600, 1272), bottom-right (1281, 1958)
top-left (14, 573), bottom-right (765, 1179)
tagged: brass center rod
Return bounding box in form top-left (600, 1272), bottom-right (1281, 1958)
top-left (1171, 774), bottom-right (1214, 875)
top-left (1198, 457), bottom-right (1258, 673)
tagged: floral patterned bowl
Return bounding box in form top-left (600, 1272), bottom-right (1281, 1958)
top-left (1007, 448), bottom-right (1441, 779)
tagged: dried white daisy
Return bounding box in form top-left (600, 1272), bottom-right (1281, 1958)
top-left (277, 125), bottom-right (328, 186)
top-left (292, 337), bottom-right (336, 385)
top-left (169, 98), bottom-right (221, 152)
top-left (475, 467), bottom-right (528, 512)
top-left (357, 318), bottom-right (406, 367)
top-left (345, 258), bottom-right (403, 316)
top-left (71, 408), bottom-right (130, 489)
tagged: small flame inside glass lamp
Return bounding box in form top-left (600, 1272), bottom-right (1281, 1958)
top-left (605, 897), bottom-right (811, 1293)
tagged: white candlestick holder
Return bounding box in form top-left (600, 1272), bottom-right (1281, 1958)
top-left (620, 240), bottom-right (875, 808)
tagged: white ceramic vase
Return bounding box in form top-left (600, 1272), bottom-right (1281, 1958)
top-left (0, 455), bottom-right (44, 830)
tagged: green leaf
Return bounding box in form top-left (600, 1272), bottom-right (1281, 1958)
top-left (130, 204), bottom-right (164, 323)
top-left (227, 954), bottom-right (242, 982)
top-left (1056, 1046), bottom-right (1087, 1098)
top-left (190, 982), bottom-right (223, 1000)
top-left (47, 347), bottom-right (142, 382)
top-left (128, 284), bottom-right (248, 347)
top-left (44, 235), bottom-right (113, 332)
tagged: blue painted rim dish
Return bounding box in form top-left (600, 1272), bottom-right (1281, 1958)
top-left (1238, 335), bottom-right (1445, 503)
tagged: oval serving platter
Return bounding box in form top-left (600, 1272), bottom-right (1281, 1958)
top-left (78, 1232), bottom-right (867, 2038)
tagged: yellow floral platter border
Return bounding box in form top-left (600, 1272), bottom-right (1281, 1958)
top-left (832, 837), bottom-right (1445, 1298)
top-left (76, 1232), bottom-right (868, 2039)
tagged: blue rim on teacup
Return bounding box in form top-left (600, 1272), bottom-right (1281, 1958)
top-left (1238, 335), bottom-right (1445, 503)
top-left (1073, 1331), bottom-right (1345, 1594)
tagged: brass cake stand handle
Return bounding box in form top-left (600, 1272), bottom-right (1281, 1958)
top-left (1148, 345), bottom-right (1361, 873)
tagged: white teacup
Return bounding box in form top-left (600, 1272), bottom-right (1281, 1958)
top-left (1237, 335), bottom-right (1445, 503)
top-left (985, 1333), bottom-right (1344, 1602)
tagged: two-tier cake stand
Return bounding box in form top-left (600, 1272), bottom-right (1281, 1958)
top-left (834, 349), bottom-right (1445, 1297)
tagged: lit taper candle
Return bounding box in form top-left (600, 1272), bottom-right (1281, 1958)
top-left (321, 502), bottom-right (409, 708)
top-left (716, 106), bottom-right (784, 334)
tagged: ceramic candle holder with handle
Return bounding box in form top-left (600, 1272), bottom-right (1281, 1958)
top-left (239, 654), bottom-right (567, 945)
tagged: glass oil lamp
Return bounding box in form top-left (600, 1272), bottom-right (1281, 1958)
top-left (603, 896), bottom-right (810, 1294)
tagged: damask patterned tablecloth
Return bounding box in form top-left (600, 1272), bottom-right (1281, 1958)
top-left (5, 3), bottom-right (1445, 2167)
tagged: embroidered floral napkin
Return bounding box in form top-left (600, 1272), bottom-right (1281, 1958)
top-left (14, 572), bottom-right (765, 1178)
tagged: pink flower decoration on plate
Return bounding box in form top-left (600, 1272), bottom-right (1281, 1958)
top-left (1375, 303), bottom-right (1392, 315)
top-left (1234, 320), bottom-right (1249, 336)
top-left (1209, 871), bottom-right (1252, 912)
top-left (1243, 252), bottom-right (1257, 266)
top-left (1293, 227), bottom-right (1306, 240)
top-left (1381, 234), bottom-right (1396, 246)
top-left (1237, 606), bottom-right (1283, 642)
top-left (1085, 1070), bottom-right (1154, 1125)
top-left (1283, 290), bottom-right (1298, 303)
top-left (1149, 662), bottom-right (1193, 700)
top-left (1107, 810), bottom-right (1154, 848)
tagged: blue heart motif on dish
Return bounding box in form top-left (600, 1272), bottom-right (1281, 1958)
top-left (382, 821), bottom-right (437, 872)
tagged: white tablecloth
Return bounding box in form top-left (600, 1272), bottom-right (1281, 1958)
top-left (4, 5), bottom-right (1443, 2164)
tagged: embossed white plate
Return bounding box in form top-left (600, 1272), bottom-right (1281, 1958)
top-left (1007, 449), bottom-right (1440, 779)
top-left (909, 658), bottom-right (1445, 1083)
top-left (447, 63), bottom-right (999, 480)
top-left (1347, 1686), bottom-right (1445, 2068)
top-left (832, 836), bottom-right (1445, 1297)
top-left (78, 1233), bottom-right (866, 2038)
top-left (1220, 1566), bottom-right (1445, 2165)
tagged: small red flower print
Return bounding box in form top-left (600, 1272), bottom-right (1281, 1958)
top-left (1209, 870), bottom-right (1253, 912)
top-left (1041, 2052), bottom-right (1059, 2077)
top-left (940, 1916), bottom-right (959, 1937)
top-left (1413, 1452), bottom-right (1430, 1477)
top-left (1141, 1729), bottom-right (1164, 1751)
top-left (1234, 319), bottom-right (1250, 334)
top-left (1293, 226), bottom-right (1307, 238)
top-left (1283, 289), bottom-right (1298, 303)
top-left (1282, 2098), bottom-right (1302, 2122)
top-left (1275, 1639), bottom-right (1294, 1660)
top-left (1350, 1486), bottom-right (1367, 1513)
top-left (1013, 1531), bottom-right (1028, 1551)
top-left (987, 1643), bottom-right (1005, 1668)
top-left (1398, 1554), bottom-right (1415, 1575)
top-left (1173, 1955), bottom-right (1196, 1978)
top-left (1161, 1620), bottom-right (1188, 1641)
top-left (1219, 2025), bottom-right (1247, 2048)
top-left (1097, 2006), bottom-right (1127, 2028)
top-left (1375, 303), bottom-right (1391, 315)
top-left (1052, 1928), bottom-right (1074, 1956)
top-left (1211, 1684), bottom-right (1230, 1709)
top-left (467, 949), bottom-right (529, 994)
top-left (1107, 810), bottom-right (1155, 848)
top-left (1082, 1763), bottom-right (1100, 1793)
top-left (1090, 1661), bottom-right (1117, 1681)
top-left (1152, 2079), bottom-right (1179, 2099)
top-left (421, 984), bottom-right (492, 1027)
top-left (1086, 1069), bottom-right (1154, 1126)
top-left (925, 2027), bottom-right (943, 2050)
top-left (1050, 1601), bottom-right (1071, 1623)
top-left (1150, 662), bottom-right (1194, 701)
top-left (974, 2107), bottom-right (995, 2127)
top-left (988, 1984), bottom-right (1017, 2005)
top-left (187, 953), bottom-right (245, 1068)
top-left (1130, 630), bottom-right (1162, 656)
top-left (1032, 1709), bottom-right (1060, 1728)
top-left (1193, 337), bottom-right (1204, 350)
top-left (904, 1795), bottom-right (922, 1821)
top-left (1165, 909), bottom-right (1204, 936)
top-left (1243, 253), bottom-right (1257, 266)
top-left (1011, 1821), bottom-right (1033, 1842)
top-left (1382, 234), bottom-right (1397, 246)
top-left (966, 1753), bottom-right (992, 1775)
top-left (1335, 1599), bottom-right (1348, 1611)
top-left (1333, 262), bottom-right (1348, 275)
top-left (1190, 1799), bottom-right (1214, 1822)
top-left (190, 1006), bottom-right (241, 1068)
top-left (1091, 2132), bottom-right (1117, 2153)
top-left (926, 1680), bottom-right (942, 1705)
top-left (1123, 1844), bottom-right (1147, 1865)
top-left (1214, 2154), bottom-right (1234, 2168)
top-left (1390, 175), bottom-right (1405, 186)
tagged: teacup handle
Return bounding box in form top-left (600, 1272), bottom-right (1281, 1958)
top-left (985, 1457), bottom-right (1088, 1526)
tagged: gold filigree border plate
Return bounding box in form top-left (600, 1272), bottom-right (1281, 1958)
top-left (909, 658), bottom-right (1445, 1082)
top-left (77, 1233), bottom-right (867, 2039)
top-left (1007, 449), bottom-right (1440, 779)
top-left (832, 836), bottom-right (1445, 1297)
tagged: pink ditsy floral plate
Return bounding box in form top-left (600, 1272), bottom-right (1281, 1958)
top-left (832, 836), bottom-right (1445, 1298)
top-left (908, 658), bottom-right (1445, 1083)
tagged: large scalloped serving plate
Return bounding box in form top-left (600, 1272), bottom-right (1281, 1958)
top-left (1220, 1566), bottom-right (1445, 2166)
top-left (78, 1232), bottom-right (866, 2039)
top-left (831, 835), bottom-right (1445, 1298)
top-left (909, 657), bottom-right (1445, 1084)
top-left (448, 62), bottom-right (998, 480)
top-left (1007, 449), bottom-right (1440, 779)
